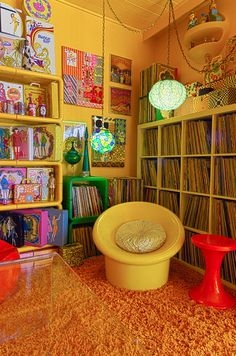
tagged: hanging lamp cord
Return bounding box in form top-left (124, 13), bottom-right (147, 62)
top-left (102, 0), bottom-right (105, 118)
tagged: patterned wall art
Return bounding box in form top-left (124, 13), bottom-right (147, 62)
top-left (110, 54), bottom-right (132, 85)
top-left (62, 46), bottom-right (103, 108)
top-left (110, 87), bottom-right (131, 116)
top-left (91, 116), bottom-right (126, 167)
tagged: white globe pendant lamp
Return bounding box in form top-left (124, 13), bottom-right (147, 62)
top-left (149, 76), bottom-right (187, 111)
top-left (149, 0), bottom-right (186, 111)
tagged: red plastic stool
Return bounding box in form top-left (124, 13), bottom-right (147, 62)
top-left (189, 234), bottom-right (236, 309)
top-left (0, 240), bottom-right (20, 303)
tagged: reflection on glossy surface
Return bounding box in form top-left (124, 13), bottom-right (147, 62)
top-left (0, 253), bottom-right (149, 355)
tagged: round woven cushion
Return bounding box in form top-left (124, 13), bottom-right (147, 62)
top-left (115, 219), bottom-right (166, 253)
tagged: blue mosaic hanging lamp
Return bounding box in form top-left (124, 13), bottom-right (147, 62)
top-left (90, 128), bottom-right (115, 154)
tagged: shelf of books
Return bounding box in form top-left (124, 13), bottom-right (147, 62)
top-left (0, 65), bottom-right (64, 255)
top-left (62, 176), bottom-right (109, 257)
top-left (137, 103), bottom-right (236, 285)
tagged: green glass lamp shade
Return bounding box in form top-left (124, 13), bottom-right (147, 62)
top-left (64, 141), bottom-right (82, 165)
top-left (149, 79), bottom-right (187, 111)
top-left (90, 129), bottom-right (115, 154)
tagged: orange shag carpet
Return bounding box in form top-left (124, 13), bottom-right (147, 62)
top-left (74, 256), bottom-right (236, 356)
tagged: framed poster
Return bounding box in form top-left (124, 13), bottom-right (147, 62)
top-left (110, 54), bottom-right (132, 85)
top-left (62, 46), bottom-right (103, 109)
top-left (63, 121), bottom-right (86, 155)
top-left (110, 87), bottom-right (131, 116)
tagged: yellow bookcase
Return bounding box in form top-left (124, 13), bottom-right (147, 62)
top-left (137, 103), bottom-right (236, 286)
top-left (0, 65), bottom-right (63, 253)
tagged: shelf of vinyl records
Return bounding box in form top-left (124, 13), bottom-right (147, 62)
top-left (137, 103), bottom-right (236, 285)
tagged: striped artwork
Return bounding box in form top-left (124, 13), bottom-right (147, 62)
top-left (62, 46), bottom-right (103, 108)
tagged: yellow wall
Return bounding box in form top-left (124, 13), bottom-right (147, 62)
top-left (6, 0), bottom-right (156, 178)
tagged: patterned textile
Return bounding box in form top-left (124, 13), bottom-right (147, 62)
top-left (208, 88), bottom-right (236, 109)
top-left (62, 46), bottom-right (103, 108)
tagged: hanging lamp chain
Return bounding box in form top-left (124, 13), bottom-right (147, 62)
top-left (167, 0), bottom-right (171, 67)
top-left (106, 0), bottom-right (169, 34)
top-left (102, 0), bottom-right (106, 118)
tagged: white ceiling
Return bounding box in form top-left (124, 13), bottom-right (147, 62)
top-left (63, 0), bottom-right (191, 31)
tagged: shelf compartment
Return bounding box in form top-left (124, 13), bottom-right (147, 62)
top-left (215, 112), bottom-right (236, 154)
top-left (143, 128), bottom-right (158, 156)
top-left (185, 118), bottom-right (212, 155)
top-left (141, 158), bottom-right (157, 187)
top-left (161, 158), bottom-right (180, 190)
top-left (214, 157), bottom-right (236, 197)
top-left (183, 157), bottom-right (211, 194)
top-left (161, 123), bottom-right (181, 155)
top-left (159, 190), bottom-right (180, 216)
top-left (182, 194), bottom-right (209, 231)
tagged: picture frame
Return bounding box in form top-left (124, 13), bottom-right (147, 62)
top-left (110, 87), bottom-right (131, 116)
top-left (110, 54), bottom-right (132, 85)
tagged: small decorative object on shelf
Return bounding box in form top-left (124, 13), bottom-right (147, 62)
top-left (0, 174), bottom-right (10, 205)
top-left (188, 11), bottom-right (198, 30)
top-left (200, 12), bottom-right (209, 24)
top-left (209, 0), bottom-right (223, 22)
top-left (27, 94), bottom-right (36, 116)
top-left (48, 171), bottom-right (56, 201)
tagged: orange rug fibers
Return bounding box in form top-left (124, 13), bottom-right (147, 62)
top-left (73, 256), bottom-right (236, 356)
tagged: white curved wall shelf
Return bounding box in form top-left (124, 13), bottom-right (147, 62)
top-left (184, 20), bottom-right (229, 65)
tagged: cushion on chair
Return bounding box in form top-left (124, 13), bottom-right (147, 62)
top-left (115, 219), bottom-right (166, 253)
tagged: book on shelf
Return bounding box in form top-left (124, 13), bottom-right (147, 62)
top-left (27, 167), bottom-right (54, 201)
top-left (0, 212), bottom-right (24, 247)
top-left (43, 208), bottom-right (68, 247)
top-left (72, 224), bottom-right (97, 258)
top-left (14, 209), bottom-right (48, 247)
top-left (0, 167), bottom-right (27, 204)
top-left (33, 125), bottom-right (62, 161)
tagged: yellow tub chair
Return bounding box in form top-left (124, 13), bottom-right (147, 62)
top-left (93, 202), bottom-right (185, 291)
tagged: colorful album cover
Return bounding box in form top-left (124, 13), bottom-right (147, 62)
top-left (27, 167), bottom-right (54, 200)
top-left (16, 209), bottom-right (48, 246)
top-left (0, 167), bottom-right (26, 204)
top-left (0, 127), bottom-right (11, 159)
top-left (0, 212), bottom-right (24, 247)
top-left (45, 208), bottom-right (68, 247)
top-left (33, 125), bottom-right (62, 161)
top-left (25, 16), bottom-right (55, 74)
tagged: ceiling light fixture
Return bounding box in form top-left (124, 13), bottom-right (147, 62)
top-left (149, 0), bottom-right (186, 111)
top-left (90, 0), bottom-right (115, 154)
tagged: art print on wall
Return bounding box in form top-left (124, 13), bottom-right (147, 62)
top-left (110, 54), bottom-right (132, 85)
top-left (63, 121), bottom-right (86, 155)
top-left (91, 116), bottom-right (126, 167)
top-left (110, 87), bottom-right (131, 116)
top-left (62, 46), bottom-right (103, 109)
